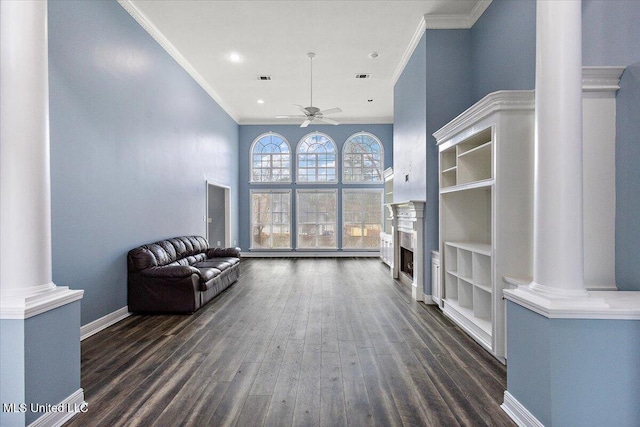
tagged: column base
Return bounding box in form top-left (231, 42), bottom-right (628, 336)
top-left (503, 276), bottom-right (640, 320)
top-left (528, 281), bottom-right (589, 298)
top-left (0, 284), bottom-right (84, 319)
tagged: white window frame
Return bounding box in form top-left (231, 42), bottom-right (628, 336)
top-left (296, 189), bottom-right (338, 250)
top-left (250, 132), bottom-right (292, 183)
top-left (250, 189), bottom-right (292, 250)
top-left (342, 132), bottom-right (384, 184)
top-left (341, 189), bottom-right (384, 250)
top-left (296, 132), bottom-right (338, 184)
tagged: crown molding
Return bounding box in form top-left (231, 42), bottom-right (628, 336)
top-left (424, 0), bottom-right (493, 30)
top-left (433, 90), bottom-right (535, 144)
top-left (391, 16), bottom-right (427, 85)
top-left (392, 1), bottom-right (493, 85)
top-left (117, 0), bottom-right (240, 123)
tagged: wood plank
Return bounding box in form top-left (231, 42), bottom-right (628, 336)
top-left (338, 340), bottom-right (374, 426)
top-left (357, 346), bottom-right (404, 427)
top-left (320, 350), bottom-right (347, 427)
top-left (234, 395), bottom-right (271, 427)
top-left (206, 362), bottom-right (262, 427)
top-left (263, 339), bottom-right (305, 426)
top-left (292, 342), bottom-right (322, 427)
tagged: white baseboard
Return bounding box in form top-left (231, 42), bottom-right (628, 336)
top-left (501, 391), bottom-right (544, 427)
top-left (28, 388), bottom-right (85, 427)
top-left (241, 251), bottom-right (379, 258)
top-left (422, 293), bottom-right (437, 305)
top-left (80, 306), bottom-right (131, 341)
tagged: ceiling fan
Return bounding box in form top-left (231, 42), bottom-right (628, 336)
top-left (276, 52), bottom-right (342, 127)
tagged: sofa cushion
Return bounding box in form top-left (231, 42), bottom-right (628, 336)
top-left (128, 247), bottom-right (158, 271)
top-left (210, 256), bottom-right (240, 266)
top-left (168, 238), bottom-right (188, 258)
top-left (197, 266), bottom-right (221, 281)
top-left (194, 260), bottom-right (232, 272)
top-left (144, 265), bottom-right (198, 278)
top-left (206, 247), bottom-right (241, 258)
top-left (197, 268), bottom-right (222, 291)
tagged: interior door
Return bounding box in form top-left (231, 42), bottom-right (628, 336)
top-left (207, 182), bottom-right (230, 247)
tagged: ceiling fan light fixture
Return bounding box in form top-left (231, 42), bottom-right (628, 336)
top-left (276, 52), bottom-right (342, 127)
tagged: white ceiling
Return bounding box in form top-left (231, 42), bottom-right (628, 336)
top-left (120, 0), bottom-right (491, 125)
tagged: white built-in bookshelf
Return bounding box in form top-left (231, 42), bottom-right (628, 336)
top-left (434, 91), bottom-right (535, 362)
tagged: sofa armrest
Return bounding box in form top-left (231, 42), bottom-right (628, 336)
top-left (206, 247), bottom-right (241, 258)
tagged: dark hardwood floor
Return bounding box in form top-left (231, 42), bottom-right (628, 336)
top-left (65, 258), bottom-right (514, 427)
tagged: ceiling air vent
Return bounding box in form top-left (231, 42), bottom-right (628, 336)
top-left (355, 73), bottom-right (371, 79)
top-left (256, 75), bottom-right (272, 81)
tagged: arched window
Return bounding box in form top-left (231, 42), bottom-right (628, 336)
top-left (250, 133), bottom-right (291, 182)
top-left (296, 132), bottom-right (337, 183)
top-left (342, 132), bottom-right (384, 183)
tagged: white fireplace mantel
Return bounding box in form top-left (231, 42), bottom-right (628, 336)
top-left (389, 201), bottom-right (425, 301)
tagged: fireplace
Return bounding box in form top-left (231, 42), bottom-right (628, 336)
top-left (389, 201), bottom-right (425, 302)
top-left (400, 247), bottom-right (414, 279)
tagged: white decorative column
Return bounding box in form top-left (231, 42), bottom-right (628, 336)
top-left (0, 0), bottom-right (83, 318)
top-left (501, 3), bottom-right (640, 426)
top-left (1, 2), bottom-right (85, 426)
top-left (530, 0), bottom-right (586, 297)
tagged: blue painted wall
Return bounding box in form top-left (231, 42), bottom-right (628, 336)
top-left (582, 0), bottom-right (640, 291)
top-left (238, 124), bottom-right (393, 252)
top-left (507, 301), bottom-right (640, 426)
top-left (470, 0), bottom-right (536, 101)
top-left (393, 34), bottom-right (427, 204)
top-left (424, 30), bottom-right (474, 296)
top-left (0, 320), bottom-right (26, 426)
top-left (614, 64), bottom-right (640, 291)
top-left (48, 0), bottom-right (239, 325)
top-left (0, 302), bottom-right (81, 427)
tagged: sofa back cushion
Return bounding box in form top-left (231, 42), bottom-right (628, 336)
top-left (128, 235), bottom-right (210, 272)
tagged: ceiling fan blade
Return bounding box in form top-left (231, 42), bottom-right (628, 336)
top-left (319, 107), bottom-right (342, 115)
top-left (276, 115), bottom-right (307, 118)
top-left (315, 117), bottom-right (340, 125)
top-left (294, 104), bottom-right (308, 115)
top-left (300, 119), bottom-right (311, 128)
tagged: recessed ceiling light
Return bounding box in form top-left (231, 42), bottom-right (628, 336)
top-left (369, 52), bottom-right (379, 59)
top-left (257, 99), bottom-right (265, 104)
top-left (228, 52), bottom-right (242, 62)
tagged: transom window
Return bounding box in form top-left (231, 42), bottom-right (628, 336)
top-left (342, 132), bottom-right (384, 183)
top-left (296, 133), bottom-right (337, 183)
top-left (251, 133), bottom-right (291, 182)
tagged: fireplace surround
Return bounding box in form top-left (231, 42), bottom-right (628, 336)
top-left (389, 201), bottom-right (425, 301)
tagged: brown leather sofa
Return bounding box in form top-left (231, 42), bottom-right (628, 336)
top-left (127, 236), bottom-right (240, 313)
